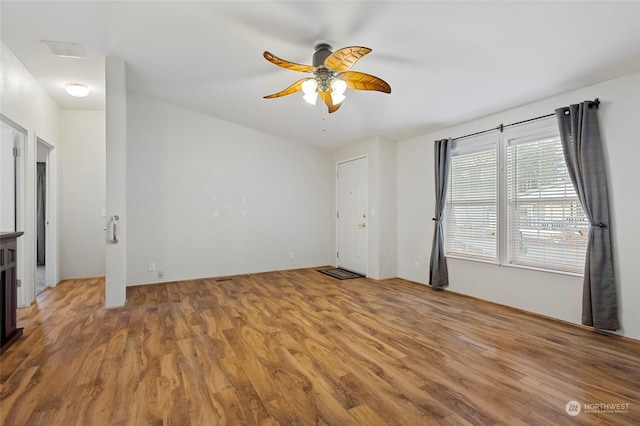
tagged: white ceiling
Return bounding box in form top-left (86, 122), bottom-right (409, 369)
top-left (1, 1), bottom-right (639, 148)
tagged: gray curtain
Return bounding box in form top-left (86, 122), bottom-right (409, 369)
top-left (555, 101), bottom-right (618, 330)
top-left (429, 138), bottom-right (452, 288)
top-left (37, 162), bottom-right (46, 265)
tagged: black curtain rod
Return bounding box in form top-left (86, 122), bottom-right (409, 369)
top-left (452, 98), bottom-right (600, 142)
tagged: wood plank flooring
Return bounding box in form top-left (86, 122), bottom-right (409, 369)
top-left (1, 268), bottom-right (639, 425)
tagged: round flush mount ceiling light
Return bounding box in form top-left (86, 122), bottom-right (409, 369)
top-left (65, 82), bottom-right (90, 97)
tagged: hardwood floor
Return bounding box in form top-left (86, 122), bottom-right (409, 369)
top-left (1, 268), bottom-right (639, 425)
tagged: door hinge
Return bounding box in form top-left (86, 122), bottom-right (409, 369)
top-left (336, 171), bottom-right (339, 179)
top-left (13, 147), bottom-right (20, 157)
top-left (336, 251), bottom-right (339, 258)
top-left (17, 279), bottom-right (22, 287)
top-left (336, 212), bottom-right (339, 219)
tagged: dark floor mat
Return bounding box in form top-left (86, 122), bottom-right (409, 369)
top-left (318, 268), bottom-right (364, 280)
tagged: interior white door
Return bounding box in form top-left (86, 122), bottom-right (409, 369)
top-left (337, 157), bottom-right (368, 275)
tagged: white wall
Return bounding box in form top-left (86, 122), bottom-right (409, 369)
top-left (60, 110), bottom-right (106, 279)
top-left (397, 72), bottom-right (640, 340)
top-left (0, 41), bottom-right (62, 304)
top-left (126, 92), bottom-right (333, 286)
top-left (333, 137), bottom-right (397, 280)
top-left (105, 57), bottom-right (128, 307)
top-left (377, 139), bottom-right (398, 279)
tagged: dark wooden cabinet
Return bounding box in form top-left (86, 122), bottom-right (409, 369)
top-left (1, 231), bottom-right (23, 354)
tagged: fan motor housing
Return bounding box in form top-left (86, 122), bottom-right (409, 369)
top-left (312, 43), bottom-right (332, 67)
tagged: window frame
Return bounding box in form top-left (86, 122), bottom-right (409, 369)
top-left (445, 134), bottom-right (499, 264)
top-left (445, 117), bottom-right (587, 277)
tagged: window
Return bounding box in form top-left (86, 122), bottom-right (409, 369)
top-left (446, 139), bottom-right (497, 261)
top-left (506, 131), bottom-right (588, 273)
top-left (446, 121), bottom-right (589, 274)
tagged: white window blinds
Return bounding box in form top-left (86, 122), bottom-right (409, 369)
top-left (506, 133), bottom-right (589, 273)
top-left (446, 142), bottom-right (497, 261)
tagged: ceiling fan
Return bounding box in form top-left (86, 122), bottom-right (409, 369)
top-left (263, 42), bottom-right (391, 113)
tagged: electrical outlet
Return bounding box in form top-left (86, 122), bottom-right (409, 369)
top-left (289, 252), bottom-right (295, 260)
top-left (158, 271), bottom-right (164, 279)
top-left (148, 262), bottom-right (156, 271)
top-left (414, 261), bottom-right (420, 271)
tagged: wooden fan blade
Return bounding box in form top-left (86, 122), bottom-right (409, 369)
top-left (324, 46), bottom-right (372, 72)
top-left (319, 90), bottom-right (341, 114)
top-left (263, 51), bottom-right (314, 73)
top-left (340, 71), bottom-right (391, 94)
top-left (263, 78), bottom-right (312, 99)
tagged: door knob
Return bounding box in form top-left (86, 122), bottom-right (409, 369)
top-left (358, 223), bottom-right (367, 228)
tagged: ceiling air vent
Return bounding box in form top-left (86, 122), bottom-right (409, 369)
top-left (41, 40), bottom-right (84, 58)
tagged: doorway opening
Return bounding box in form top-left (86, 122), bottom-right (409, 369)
top-left (35, 138), bottom-right (53, 295)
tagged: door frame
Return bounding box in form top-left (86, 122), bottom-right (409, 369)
top-left (335, 155), bottom-right (368, 276)
top-left (1, 116), bottom-right (28, 305)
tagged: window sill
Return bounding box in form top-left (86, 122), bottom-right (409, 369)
top-left (446, 254), bottom-right (498, 266)
top-left (502, 262), bottom-right (584, 278)
top-left (446, 255), bottom-right (584, 278)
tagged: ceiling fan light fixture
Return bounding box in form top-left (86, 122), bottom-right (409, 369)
top-left (330, 79), bottom-right (347, 104)
top-left (303, 92), bottom-right (318, 105)
top-left (330, 78), bottom-right (347, 95)
top-left (301, 79), bottom-right (318, 105)
top-left (65, 82), bottom-right (90, 97)
top-left (330, 92), bottom-right (346, 105)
